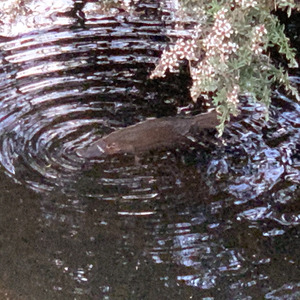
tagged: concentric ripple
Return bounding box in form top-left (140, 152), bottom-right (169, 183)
top-left (0, 10), bottom-right (171, 192)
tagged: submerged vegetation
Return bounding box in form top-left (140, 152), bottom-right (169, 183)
top-left (150, 0), bottom-right (300, 134)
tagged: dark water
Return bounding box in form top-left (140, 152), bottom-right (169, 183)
top-left (0, 1), bottom-right (299, 299)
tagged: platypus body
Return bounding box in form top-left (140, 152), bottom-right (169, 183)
top-left (76, 110), bottom-right (218, 158)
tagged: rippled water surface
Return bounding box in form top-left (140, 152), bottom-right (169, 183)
top-left (0, 1), bottom-right (299, 299)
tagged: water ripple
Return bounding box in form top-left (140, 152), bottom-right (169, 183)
top-left (0, 14), bottom-right (167, 192)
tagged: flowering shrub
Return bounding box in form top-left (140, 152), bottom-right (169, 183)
top-left (151, 0), bottom-right (300, 134)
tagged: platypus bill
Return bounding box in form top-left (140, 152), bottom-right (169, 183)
top-left (76, 110), bottom-right (218, 158)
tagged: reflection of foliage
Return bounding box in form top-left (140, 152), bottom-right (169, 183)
top-left (151, 0), bottom-right (300, 135)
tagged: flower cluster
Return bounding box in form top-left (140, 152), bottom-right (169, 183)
top-left (122, 0), bottom-right (131, 9)
top-left (151, 7), bottom-right (240, 103)
top-left (150, 37), bottom-right (197, 79)
top-left (233, 0), bottom-right (258, 9)
top-left (121, 0), bottom-right (140, 11)
top-left (227, 85), bottom-right (240, 108)
top-left (191, 24), bottom-right (203, 39)
top-left (251, 25), bottom-right (267, 55)
top-left (190, 62), bottom-right (215, 80)
top-left (175, 38), bottom-right (197, 60)
top-left (188, 8), bottom-right (239, 101)
top-left (150, 0), bottom-right (299, 134)
top-left (203, 8), bottom-right (238, 62)
top-left (190, 62), bottom-right (215, 100)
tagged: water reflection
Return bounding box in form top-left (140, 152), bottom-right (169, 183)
top-left (0, 0), bottom-right (299, 299)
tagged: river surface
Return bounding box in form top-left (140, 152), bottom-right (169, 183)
top-left (0, 1), bottom-right (299, 299)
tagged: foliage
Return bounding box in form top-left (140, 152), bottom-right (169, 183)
top-left (151, 0), bottom-right (300, 135)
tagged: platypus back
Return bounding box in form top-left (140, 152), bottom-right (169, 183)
top-left (76, 110), bottom-right (218, 158)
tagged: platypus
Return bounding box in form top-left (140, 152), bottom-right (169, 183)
top-left (76, 109), bottom-right (218, 158)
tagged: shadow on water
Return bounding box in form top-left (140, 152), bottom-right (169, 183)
top-left (0, 1), bottom-right (299, 299)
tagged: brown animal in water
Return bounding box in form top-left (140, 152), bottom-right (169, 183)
top-left (76, 109), bottom-right (218, 158)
